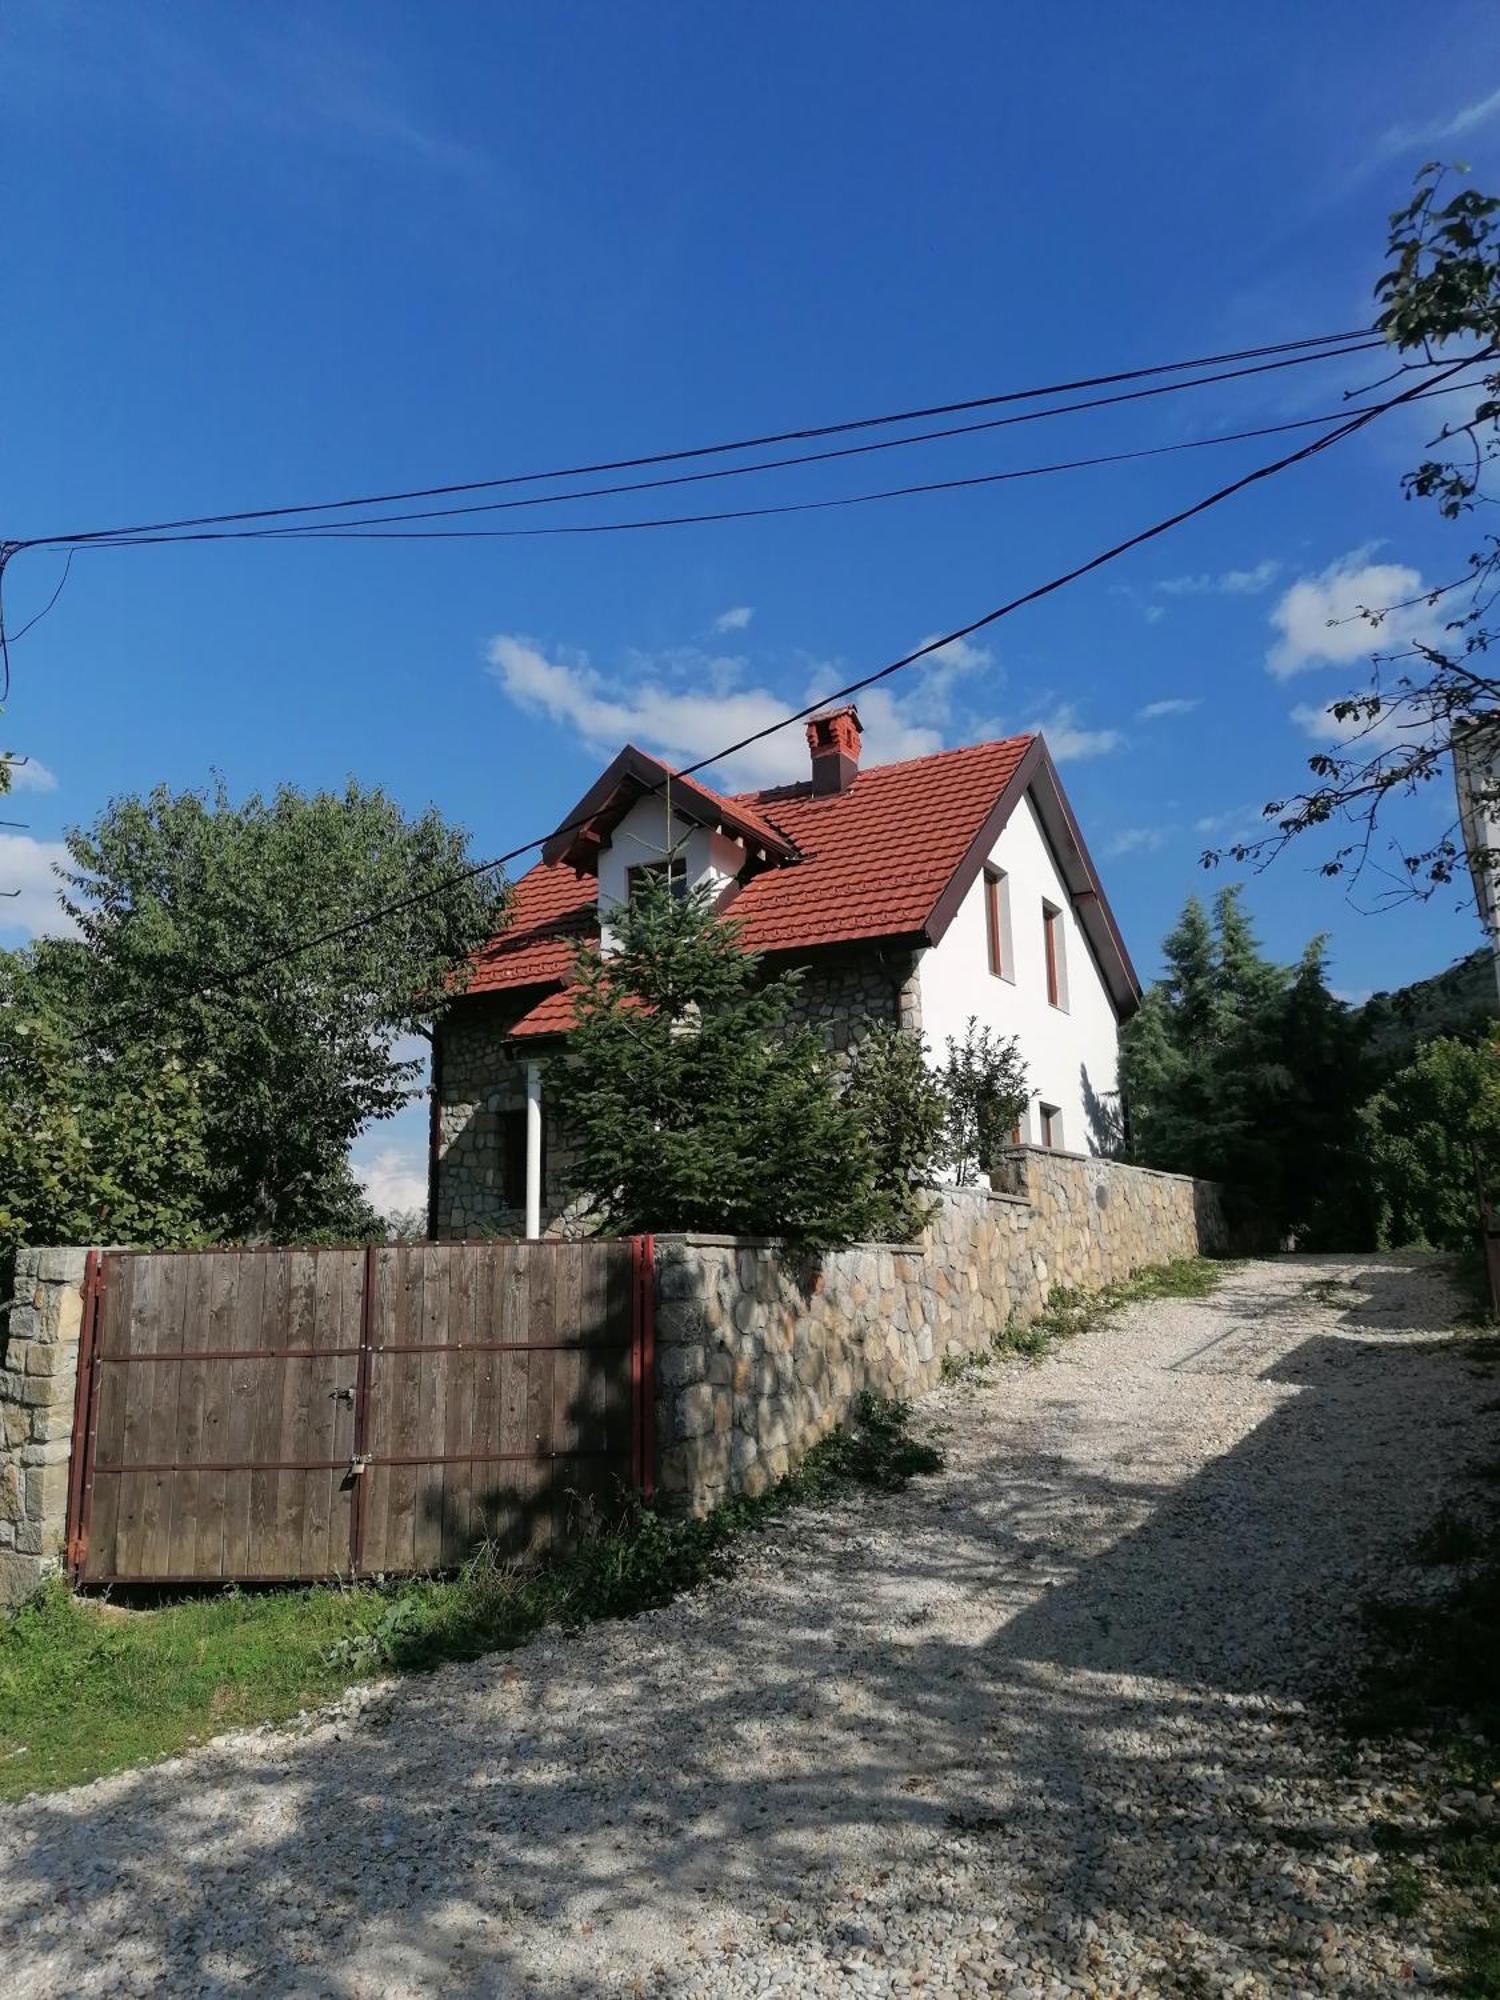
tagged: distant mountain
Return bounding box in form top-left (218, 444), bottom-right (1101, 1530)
top-left (1355, 947), bottom-right (1498, 1065)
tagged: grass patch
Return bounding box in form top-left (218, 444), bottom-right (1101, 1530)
top-left (993, 1256), bottom-right (1231, 1362)
top-left (0, 1392), bottom-right (940, 1801)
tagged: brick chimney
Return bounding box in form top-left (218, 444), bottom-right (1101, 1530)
top-left (806, 704), bottom-right (863, 796)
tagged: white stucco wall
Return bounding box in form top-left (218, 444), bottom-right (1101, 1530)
top-left (916, 789), bottom-right (1123, 1154)
top-left (596, 797), bottom-right (745, 951)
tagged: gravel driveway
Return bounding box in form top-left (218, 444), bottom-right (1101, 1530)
top-left (1, 1253), bottom-right (1490, 1999)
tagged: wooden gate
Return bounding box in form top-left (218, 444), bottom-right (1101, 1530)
top-left (65, 1238), bottom-right (654, 1586)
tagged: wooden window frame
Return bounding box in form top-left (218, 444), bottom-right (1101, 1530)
top-left (984, 866), bottom-right (1007, 979)
top-left (1039, 1103), bottom-right (1061, 1149)
top-left (626, 855), bottom-right (688, 904)
top-left (1042, 900), bottom-right (1066, 1010)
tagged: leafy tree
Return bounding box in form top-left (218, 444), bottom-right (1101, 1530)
top-left (1209, 163), bottom-right (1500, 917)
top-left (841, 1024), bottom-right (946, 1240)
top-left (938, 1017), bottom-right (1029, 1183)
top-left (548, 876), bottom-right (876, 1246)
top-left (0, 949), bottom-right (213, 1258)
top-left (1, 778), bottom-right (506, 1244)
top-left (1363, 1028), bottom-right (1500, 1249)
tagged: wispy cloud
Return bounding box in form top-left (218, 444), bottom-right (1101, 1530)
top-left (3, 755), bottom-right (56, 794)
top-left (1137, 697), bottom-right (1200, 721)
top-left (0, 834), bottom-right (75, 939)
top-left (1377, 84), bottom-right (1500, 160)
top-left (712, 606), bottom-right (754, 635)
top-left (5, 7), bottom-right (488, 177)
top-left (1266, 549), bottom-right (1443, 679)
top-left (1030, 703), bottom-right (1123, 763)
top-left (487, 634), bottom-right (950, 789)
top-left (1105, 826), bottom-right (1170, 858)
top-left (1158, 559), bottom-right (1280, 598)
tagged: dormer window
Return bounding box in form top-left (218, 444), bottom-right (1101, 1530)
top-left (627, 856), bottom-right (687, 904)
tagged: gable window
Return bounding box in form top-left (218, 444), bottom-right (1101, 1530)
top-left (1042, 901), bottom-right (1068, 1010)
top-left (626, 856), bottom-right (687, 904)
top-left (1039, 1103), bottom-right (1062, 1149)
top-left (983, 866), bottom-right (1013, 980)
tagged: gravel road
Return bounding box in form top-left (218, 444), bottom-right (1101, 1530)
top-left (1, 1253), bottom-right (1491, 1999)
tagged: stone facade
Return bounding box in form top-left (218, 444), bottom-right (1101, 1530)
top-left (0, 1248), bottom-right (91, 1607)
top-left (654, 1148), bottom-right (1229, 1513)
top-left (432, 995), bottom-right (581, 1239)
top-left (432, 944), bottom-right (923, 1239)
top-left (775, 943), bottom-right (922, 1056)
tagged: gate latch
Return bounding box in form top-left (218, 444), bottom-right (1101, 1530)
top-left (330, 1385), bottom-right (355, 1405)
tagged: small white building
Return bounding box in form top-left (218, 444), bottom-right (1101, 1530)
top-left (431, 706), bottom-right (1141, 1237)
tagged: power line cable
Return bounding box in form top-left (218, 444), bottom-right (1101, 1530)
top-left (15, 328), bottom-right (1376, 552)
top-left (73, 350), bottom-right (1466, 1039)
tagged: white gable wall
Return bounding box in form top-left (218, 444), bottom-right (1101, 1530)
top-left (596, 796), bottom-right (745, 952)
top-left (916, 788), bottom-right (1122, 1155)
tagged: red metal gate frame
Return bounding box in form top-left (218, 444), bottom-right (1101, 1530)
top-left (63, 1236), bottom-right (659, 1584)
top-left (64, 1250), bottom-right (103, 1581)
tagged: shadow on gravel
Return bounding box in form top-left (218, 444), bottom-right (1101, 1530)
top-left (0, 1257), bottom-right (1482, 1997)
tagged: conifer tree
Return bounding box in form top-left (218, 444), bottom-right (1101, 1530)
top-left (549, 877), bottom-right (877, 1246)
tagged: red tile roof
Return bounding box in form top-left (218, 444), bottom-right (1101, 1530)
top-left (466, 860), bottom-right (594, 995)
top-left (464, 734), bottom-right (1040, 1030)
top-left (728, 736), bottom-right (1032, 954)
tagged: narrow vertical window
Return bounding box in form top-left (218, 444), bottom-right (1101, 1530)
top-left (984, 866), bottom-right (1004, 977)
top-left (1043, 901), bottom-right (1066, 1009)
top-left (1039, 1103), bottom-right (1061, 1149)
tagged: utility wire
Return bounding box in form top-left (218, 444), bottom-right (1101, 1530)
top-left (73, 350), bottom-right (1465, 1043)
top-left (16, 328), bottom-right (1374, 552)
top-left (31, 337), bottom-right (1384, 555)
top-left (96, 376), bottom-right (1479, 550)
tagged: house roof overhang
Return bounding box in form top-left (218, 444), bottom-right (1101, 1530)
top-left (540, 744), bottom-right (799, 874)
top-left (920, 734), bottom-right (1143, 1021)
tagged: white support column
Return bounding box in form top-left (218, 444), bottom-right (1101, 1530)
top-left (525, 1059), bottom-right (544, 1241)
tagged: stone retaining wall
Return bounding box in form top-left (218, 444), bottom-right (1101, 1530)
top-left (0, 1248), bottom-right (91, 1607)
top-left (654, 1149), bottom-right (1228, 1512)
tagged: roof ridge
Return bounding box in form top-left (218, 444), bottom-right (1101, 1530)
top-left (734, 730), bottom-right (1035, 806)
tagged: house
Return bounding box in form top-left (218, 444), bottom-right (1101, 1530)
top-left (429, 705), bottom-right (1140, 1238)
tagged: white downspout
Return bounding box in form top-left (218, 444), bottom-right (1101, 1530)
top-left (525, 1060), bottom-right (544, 1240)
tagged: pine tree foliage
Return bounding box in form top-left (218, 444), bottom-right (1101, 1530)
top-left (841, 1024), bottom-right (946, 1240)
top-left (1121, 888), bottom-right (1370, 1243)
top-left (548, 877), bottom-right (877, 1246)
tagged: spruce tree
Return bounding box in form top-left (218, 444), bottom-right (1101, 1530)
top-left (549, 876), bottom-right (877, 1246)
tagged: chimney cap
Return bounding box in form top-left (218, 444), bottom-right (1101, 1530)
top-left (805, 704), bottom-right (863, 794)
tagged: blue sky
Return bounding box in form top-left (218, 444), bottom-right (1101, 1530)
top-left (3, 3), bottom-right (1498, 1213)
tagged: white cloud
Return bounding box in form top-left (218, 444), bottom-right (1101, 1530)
top-left (1031, 703), bottom-right (1123, 762)
top-left (1105, 826), bottom-right (1169, 858)
top-left (353, 1147), bottom-right (429, 1223)
top-left (487, 632), bottom-right (952, 789)
top-left (1379, 84), bottom-right (1500, 157)
top-left (712, 605), bottom-right (754, 634)
top-left (1137, 697), bottom-right (1200, 721)
top-left (0, 834), bottom-right (75, 938)
top-left (4, 756), bottom-right (56, 794)
top-left (1267, 551), bottom-right (1443, 679)
top-left (1158, 559), bottom-right (1280, 598)
top-left (1143, 604), bottom-right (1167, 625)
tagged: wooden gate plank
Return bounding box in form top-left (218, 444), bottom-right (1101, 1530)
top-left (248, 1251), bottom-right (290, 1575)
top-left (165, 1255), bottom-right (213, 1577)
top-left (412, 1246), bottom-right (451, 1573)
top-left (192, 1254), bottom-right (239, 1579)
top-left (441, 1243), bottom-right (478, 1562)
top-left (221, 1254), bottom-right (267, 1579)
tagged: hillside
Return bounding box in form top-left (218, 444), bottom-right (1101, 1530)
top-left (1356, 948), bottom-right (1497, 1065)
